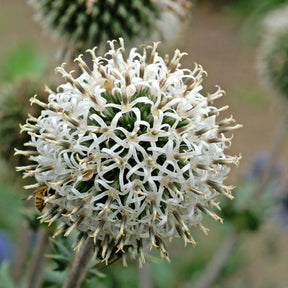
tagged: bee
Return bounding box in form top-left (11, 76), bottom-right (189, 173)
top-left (27, 187), bottom-right (51, 212)
top-left (35, 187), bottom-right (48, 212)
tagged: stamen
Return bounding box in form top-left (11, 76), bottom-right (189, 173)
top-left (155, 235), bottom-right (170, 262)
top-left (149, 41), bottom-right (161, 64)
top-left (116, 214), bottom-right (127, 241)
top-left (101, 233), bottom-right (110, 259)
top-left (172, 210), bottom-right (194, 243)
top-left (197, 223), bottom-right (210, 235)
top-left (148, 226), bottom-right (158, 248)
top-left (216, 115), bottom-right (235, 126)
top-left (74, 54), bottom-right (94, 77)
top-left (91, 220), bottom-right (105, 243)
top-left (218, 124), bottom-right (243, 134)
top-left (137, 239), bottom-right (145, 267)
top-left (92, 239), bottom-right (102, 261)
top-left (14, 148), bottom-right (38, 157)
top-left (119, 38), bottom-right (127, 63)
top-left (196, 203), bottom-right (223, 223)
top-left (206, 105), bottom-right (229, 117)
top-left (53, 223), bottom-right (70, 238)
top-left (207, 85), bottom-right (225, 103)
top-left (64, 215), bottom-right (84, 237)
top-left (206, 179), bottom-right (235, 200)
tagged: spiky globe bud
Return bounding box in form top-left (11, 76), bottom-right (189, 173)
top-left (0, 80), bottom-right (51, 169)
top-left (17, 39), bottom-right (241, 265)
top-left (258, 5), bottom-right (288, 101)
top-left (29, 0), bottom-right (191, 50)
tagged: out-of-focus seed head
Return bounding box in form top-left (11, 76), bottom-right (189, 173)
top-left (17, 39), bottom-right (241, 265)
top-left (258, 4), bottom-right (288, 102)
top-left (0, 80), bottom-right (51, 170)
top-left (29, 0), bottom-right (191, 52)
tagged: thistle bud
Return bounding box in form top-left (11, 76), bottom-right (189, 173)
top-left (29, 0), bottom-right (191, 50)
top-left (258, 4), bottom-right (288, 102)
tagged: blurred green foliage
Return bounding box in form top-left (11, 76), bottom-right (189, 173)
top-left (223, 0), bottom-right (288, 17)
top-left (234, 87), bottom-right (269, 109)
top-left (0, 42), bottom-right (47, 83)
top-left (0, 173), bottom-right (22, 234)
top-left (211, 0), bottom-right (288, 40)
top-left (0, 262), bottom-right (16, 288)
top-left (221, 177), bottom-right (274, 232)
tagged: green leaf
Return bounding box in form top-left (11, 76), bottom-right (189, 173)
top-left (0, 261), bottom-right (16, 288)
top-left (0, 179), bottom-right (22, 233)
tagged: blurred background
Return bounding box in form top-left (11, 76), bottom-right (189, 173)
top-left (0, 1), bottom-right (288, 287)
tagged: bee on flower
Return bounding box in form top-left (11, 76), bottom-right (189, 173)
top-left (16, 39), bottom-right (241, 266)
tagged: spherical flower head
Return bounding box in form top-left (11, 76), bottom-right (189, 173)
top-left (29, 0), bottom-right (191, 52)
top-left (258, 4), bottom-right (288, 102)
top-left (17, 39), bottom-right (241, 265)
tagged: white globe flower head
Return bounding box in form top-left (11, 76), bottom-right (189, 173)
top-left (16, 39), bottom-right (242, 266)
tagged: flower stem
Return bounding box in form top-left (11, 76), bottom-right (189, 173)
top-left (62, 237), bottom-right (94, 288)
top-left (254, 113), bottom-right (288, 198)
top-left (12, 218), bottom-right (33, 285)
top-left (138, 262), bottom-right (153, 288)
top-left (189, 231), bottom-right (239, 288)
top-left (26, 228), bottom-right (50, 288)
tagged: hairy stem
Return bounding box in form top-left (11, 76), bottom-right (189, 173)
top-left (12, 218), bottom-right (33, 285)
top-left (26, 228), bottom-right (50, 288)
top-left (138, 262), bottom-right (153, 288)
top-left (191, 231), bottom-right (238, 288)
top-left (62, 237), bottom-right (94, 288)
top-left (254, 113), bottom-right (288, 197)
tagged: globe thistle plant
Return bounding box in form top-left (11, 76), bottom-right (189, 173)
top-left (258, 4), bottom-right (288, 102)
top-left (29, 0), bottom-right (191, 51)
top-left (16, 39), bottom-right (241, 265)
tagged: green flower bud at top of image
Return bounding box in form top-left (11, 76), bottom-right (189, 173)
top-left (258, 4), bottom-right (288, 101)
top-left (16, 39), bottom-right (242, 266)
top-left (29, 0), bottom-right (191, 50)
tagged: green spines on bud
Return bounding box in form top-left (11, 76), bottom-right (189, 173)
top-left (0, 80), bottom-right (45, 168)
top-left (261, 31), bottom-right (288, 100)
top-left (31, 0), bottom-right (160, 48)
top-left (259, 5), bottom-right (288, 101)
